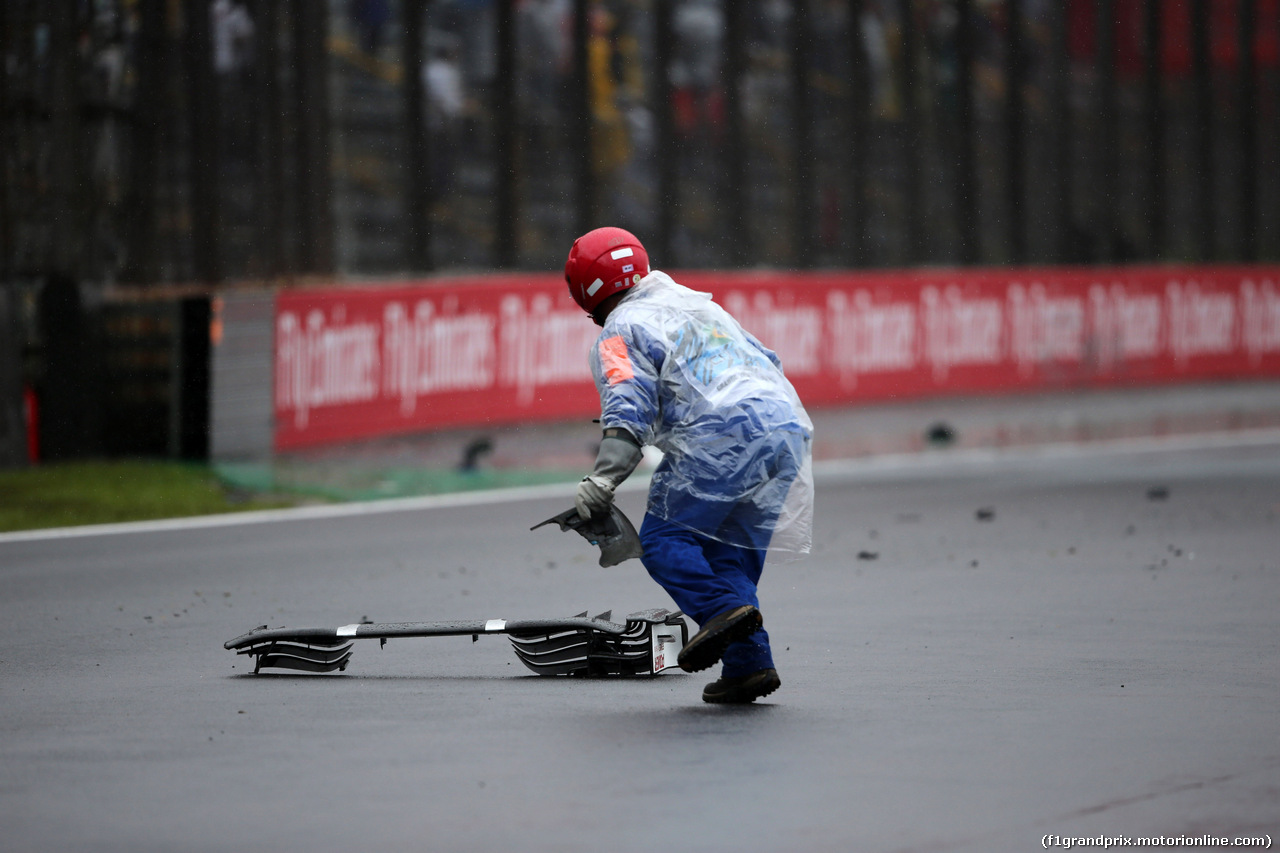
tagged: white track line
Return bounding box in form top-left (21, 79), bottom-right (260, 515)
top-left (3, 427), bottom-right (1279, 546)
top-left (0, 480), bottom-right (581, 545)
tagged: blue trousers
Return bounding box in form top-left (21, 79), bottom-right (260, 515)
top-left (639, 514), bottom-right (774, 678)
top-left (638, 427), bottom-right (806, 678)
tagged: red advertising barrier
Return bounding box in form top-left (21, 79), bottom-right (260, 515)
top-left (275, 276), bottom-right (602, 450)
top-left (274, 266), bottom-right (1280, 451)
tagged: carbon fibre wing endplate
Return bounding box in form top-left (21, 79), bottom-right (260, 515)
top-left (530, 505), bottom-right (643, 567)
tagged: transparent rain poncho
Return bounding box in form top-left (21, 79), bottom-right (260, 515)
top-left (589, 271), bottom-right (814, 557)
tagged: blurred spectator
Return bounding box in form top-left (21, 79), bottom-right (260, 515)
top-left (517, 0), bottom-right (571, 149)
top-left (425, 40), bottom-right (466, 124)
top-left (861, 0), bottom-right (895, 118)
top-left (211, 0), bottom-right (255, 160)
top-left (589, 6), bottom-right (629, 176)
top-left (349, 0), bottom-right (391, 57)
top-left (211, 0), bottom-right (255, 75)
top-left (671, 0), bottom-right (723, 138)
top-left (423, 36), bottom-right (468, 193)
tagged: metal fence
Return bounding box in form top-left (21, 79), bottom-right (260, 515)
top-left (2, 0), bottom-right (1278, 283)
top-left (2, 0), bottom-right (1279, 465)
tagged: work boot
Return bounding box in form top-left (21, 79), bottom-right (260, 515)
top-left (676, 605), bottom-right (763, 673)
top-left (702, 667), bottom-right (781, 704)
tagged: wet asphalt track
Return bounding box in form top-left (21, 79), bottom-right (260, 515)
top-left (2, 438), bottom-right (1278, 853)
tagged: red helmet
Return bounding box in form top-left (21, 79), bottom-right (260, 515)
top-left (564, 227), bottom-right (650, 315)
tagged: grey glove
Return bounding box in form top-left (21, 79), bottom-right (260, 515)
top-left (575, 476), bottom-right (615, 520)
top-left (575, 430), bottom-right (643, 520)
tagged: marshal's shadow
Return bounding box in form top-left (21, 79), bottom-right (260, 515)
top-left (224, 672), bottom-right (690, 685)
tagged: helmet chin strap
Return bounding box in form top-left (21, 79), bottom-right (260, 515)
top-left (590, 290), bottom-right (629, 326)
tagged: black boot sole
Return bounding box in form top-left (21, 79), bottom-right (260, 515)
top-left (703, 668), bottom-right (782, 704)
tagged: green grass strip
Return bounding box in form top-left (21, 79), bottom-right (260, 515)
top-left (0, 460), bottom-right (293, 533)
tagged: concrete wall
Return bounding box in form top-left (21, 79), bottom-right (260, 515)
top-left (209, 291), bottom-right (275, 461)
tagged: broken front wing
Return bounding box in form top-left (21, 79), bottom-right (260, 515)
top-left (224, 609), bottom-right (688, 677)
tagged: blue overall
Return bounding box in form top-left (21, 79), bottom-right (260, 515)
top-left (640, 515), bottom-right (773, 677)
top-left (637, 426), bottom-right (808, 676)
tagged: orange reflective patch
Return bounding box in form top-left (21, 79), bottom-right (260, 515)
top-left (599, 335), bottom-right (634, 385)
